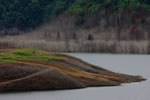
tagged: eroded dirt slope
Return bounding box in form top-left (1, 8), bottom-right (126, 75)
top-left (0, 48), bottom-right (145, 92)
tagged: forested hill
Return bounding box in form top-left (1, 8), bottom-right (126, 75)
top-left (0, 0), bottom-right (150, 30)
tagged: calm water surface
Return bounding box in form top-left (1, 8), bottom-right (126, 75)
top-left (0, 54), bottom-right (150, 100)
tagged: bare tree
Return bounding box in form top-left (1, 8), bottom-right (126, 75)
top-left (87, 34), bottom-right (94, 41)
top-left (56, 32), bottom-right (61, 41)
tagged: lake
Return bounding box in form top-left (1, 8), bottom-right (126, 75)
top-left (0, 53), bottom-right (150, 100)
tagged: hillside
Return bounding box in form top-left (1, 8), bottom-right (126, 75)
top-left (0, 10), bottom-right (150, 53)
top-left (0, 0), bottom-right (150, 30)
top-left (0, 0), bottom-right (150, 53)
top-left (0, 48), bottom-right (145, 92)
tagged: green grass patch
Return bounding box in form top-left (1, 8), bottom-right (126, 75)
top-left (13, 49), bottom-right (49, 56)
top-left (13, 49), bottom-right (37, 56)
top-left (0, 48), bottom-right (64, 64)
top-left (0, 56), bottom-right (62, 62)
top-left (0, 59), bottom-right (27, 64)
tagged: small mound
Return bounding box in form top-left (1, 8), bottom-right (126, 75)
top-left (0, 66), bottom-right (84, 92)
top-left (0, 64), bottom-right (46, 83)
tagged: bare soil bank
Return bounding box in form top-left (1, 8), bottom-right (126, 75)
top-left (0, 48), bottom-right (145, 92)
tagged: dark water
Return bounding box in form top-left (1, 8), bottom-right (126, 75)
top-left (0, 54), bottom-right (150, 100)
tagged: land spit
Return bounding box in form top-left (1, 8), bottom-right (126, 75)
top-left (0, 48), bottom-right (145, 92)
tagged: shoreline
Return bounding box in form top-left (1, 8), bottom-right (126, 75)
top-left (0, 48), bottom-right (145, 92)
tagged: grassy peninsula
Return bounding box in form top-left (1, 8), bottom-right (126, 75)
top-left (0, 48), bottom-right (145, 92)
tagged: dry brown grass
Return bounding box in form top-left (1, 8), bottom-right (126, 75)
top-left (0, 37), bottom-right (149, 54)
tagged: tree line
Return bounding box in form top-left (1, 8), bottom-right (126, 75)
top-left (0, 0), bottom-right (73, 30)
top-left (0, 0), bottom-right (150, 30)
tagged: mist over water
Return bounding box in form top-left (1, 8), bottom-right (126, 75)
top-left (0, 54), bottom-right (150, 100)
